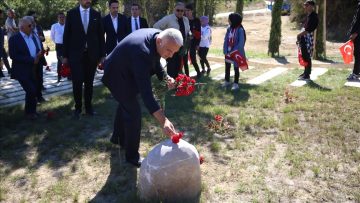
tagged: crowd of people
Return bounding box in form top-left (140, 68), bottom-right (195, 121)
top-left (0, 0), bottom-right (359, 167)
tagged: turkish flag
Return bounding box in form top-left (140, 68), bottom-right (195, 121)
top-left (225, 50), bottom-right (248, 71)
top-left (339, 40), bottom-right (354, 64)
top-left (60, 64), bottom-right (71, 77)
top-left (297, 46), bottom-right (308, 67)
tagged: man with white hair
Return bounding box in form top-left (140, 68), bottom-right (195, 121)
top-left (8, 17), bottom-right (43, 119)
top-left (102, 28), bottom-right (182, 167)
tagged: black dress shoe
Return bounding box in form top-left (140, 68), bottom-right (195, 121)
top-left (37, 97), bottom-right (47, 103)
top-left (126, 158), bottom-right (143, 168)
top-left (85, 110), bottom-right (97, 116)
top-left (72, 111), bottom-right (81, 120)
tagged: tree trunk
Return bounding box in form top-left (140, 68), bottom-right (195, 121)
top-left (145, 0), bottom-right (169, 26)
top-left (236, 0), bottom-right (244, 16)
top-left (314, 0), bottom-right (326, 59)
top-left (268, 0), bottom-right (283, 57)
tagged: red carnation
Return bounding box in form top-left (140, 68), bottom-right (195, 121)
top-left (98, 63), bottom-right (104, 70)
top-left (214, 115), bottom-right (223, 122)
top-left (171, 132), bottom-right (184, 144)
top-left (174, 74), bottom-right (196, 96)
top-left (199, 155), bottom-right (204, 164)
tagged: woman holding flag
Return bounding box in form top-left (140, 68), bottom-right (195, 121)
top-left (222, 13), bottom-right (246, 91)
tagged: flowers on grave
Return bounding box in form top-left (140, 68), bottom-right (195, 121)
top-left (171, 131), bottom-right (184, 144)
top-left (174, 74), bottom-right (196, 96)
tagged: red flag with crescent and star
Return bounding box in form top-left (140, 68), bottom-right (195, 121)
top-left (339, 40), bottom-right (354, 64)
top-left (225, 50), bottom-right (248, 71)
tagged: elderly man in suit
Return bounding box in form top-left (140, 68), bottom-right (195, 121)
top-left (103, 0), bottom-right (127, 55)
top-left (102, 28), bottom-right (182, 167)
top-left (9, 17), bottom-right (43, 119)
top-left (127, 3), bottom-right (148, 34)
top-left (63, 0), bottom-right (105, 119)
top-left (153, 2), bottom-right (190, 78)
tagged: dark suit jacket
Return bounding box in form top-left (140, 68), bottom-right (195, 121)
top-left (126, 16), bottom-right (148, 35)
top-left (102, 28), bottom-right (166, 114)
top-left (8, 32), bottom-right (35, 80)
top-left (63, 6), bottom-right (105, 75)
top-left (103, 13), bottom-right (128, 55)
top-left (350, 2), bottom-right (360, 35)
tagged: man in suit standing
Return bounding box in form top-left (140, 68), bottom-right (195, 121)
top-left (63, 0), bottom-right (105, 119)
top-left (153, 2), bottom-right (190, 78)
top-left (9, 17), bottom-right (43, 119)
top-left (102, 28), bottom-right (182, 167)
top-left (127, 3), bottom-right (148, 34)
top-left (103, 0), bottom-right (127, 55)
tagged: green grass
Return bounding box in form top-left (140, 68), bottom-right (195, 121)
top-left (1, 66), bottom-right (360, 202)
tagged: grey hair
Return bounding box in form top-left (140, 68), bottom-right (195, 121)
top-left (158, 28), bottom-right (183, 47)
top-left (23, 16), bottom-right (35, 24)
top-left (18, 16), bottom-right (32, 29)
top-left (174, 2), bottom-right (185, 8)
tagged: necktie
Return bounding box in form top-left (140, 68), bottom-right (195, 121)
top-left (32, 35), bottom-right (40, 54)
top-left (83, 9), bottom-right (88, 34)
top-left (135, 18), bottom-right (139, 30)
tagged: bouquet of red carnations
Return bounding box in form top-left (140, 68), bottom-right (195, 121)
top-left (174, 74), bottom-right (196, 96)
top-left (60, 64), bottom-right (71, 77)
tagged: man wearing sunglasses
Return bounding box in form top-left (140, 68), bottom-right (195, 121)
top-left (153, 2), bottom-right (190, 79)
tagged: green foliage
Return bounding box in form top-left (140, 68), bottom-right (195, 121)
top-left (268, 0), bottom-right (283, 57)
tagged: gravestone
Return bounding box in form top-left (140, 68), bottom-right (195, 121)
top-left (139, 139), bottom-right (201, 202)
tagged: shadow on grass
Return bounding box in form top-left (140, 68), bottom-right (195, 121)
top-left (307, 80), bottom-right (332, 91)
top-left (0, 87), bottom-right (116, 174)
top-left (90, 149), bottom-right (138, 203)
top-left (273, 56), bottom-right (290, 65)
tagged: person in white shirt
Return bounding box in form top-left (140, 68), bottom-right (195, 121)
top-left (198, 16), bottom-right (211, 74)
top-left (50, 12), bottom-right (66, 82)
top-left (5, 9), bottom-right (18, 41)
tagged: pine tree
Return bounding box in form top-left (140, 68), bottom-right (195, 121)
top-left (268, 0), bottom-right (283, 57)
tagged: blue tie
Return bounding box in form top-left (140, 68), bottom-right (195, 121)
top-left (135, 18), bottom-right (139, 30)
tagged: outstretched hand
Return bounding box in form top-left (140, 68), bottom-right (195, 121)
top-left (162, 118), bottom-right (176, 137)
top-left (166, 76), bottom-right (176, 90)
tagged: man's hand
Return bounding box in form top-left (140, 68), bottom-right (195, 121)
top-left (153, 109), bottom-right (176, 137)
top-left (350, 33), bottom-right (358, 41)
top-left (166, 76), bottom-right (176, 90)
top-left (34, 51), bottom-right (42, 64)
top-left (62, 57), bottom-right (68, 65)
top-left (162, 118), bottom-right (176, 137)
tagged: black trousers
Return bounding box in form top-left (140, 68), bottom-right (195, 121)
top-left (166, 51), bottom-right (182, 78)
top-left (112, 98), bottom-right (141, 162)
top-left (300, 38), bottom-right (312, 76)
top-left (353, 37), bottom-right (360, 75)
top-left (198, 47), bottom-right (210, 71)
top-left (225, 62), bottom-right (239, 84)
top-left (182, 44), bottom-right (201, 76)
top-left (18, 77), bottom-right (37, 114)
top-left (35, 64), bottom-right (43, 99)
top-left (55, 44), bottom-right (63, 80)
top-left (72, 52), bottom-right (97, 113)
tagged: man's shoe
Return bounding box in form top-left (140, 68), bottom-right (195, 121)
top-left (126, 157), bottom-right (143, 168)
top-left (201, 69), bottom-right (206, 74)
top-left (206, 68), bottom-right (211, 74)
top-left (298, 75), bottom-right (310, 81)
top-left (298, 73), bottom-right (305, 79)
top-left (37, 97), bottom-right (47, 103)
top-left (347, 73), bottom-right (360, 81)
top-left (85, 110), bottom-right (97, 116)
top-left (231, 83), bottom-right (239, 91)
top-left (26, 113), bottom-right (38, 120)
top-left (72, 111), bottom-right (81, 120)
top-left (221, 81), bottom-right (231, 88)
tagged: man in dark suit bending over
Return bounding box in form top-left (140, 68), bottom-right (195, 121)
top-left (103, 0), bottom-right (127, 55)
top-left (127, 3), bottom-right (148, 34)
top-left (102, 28), bottom-right (182, 167)
top-left (63, 0), bottom-right (105, 119)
